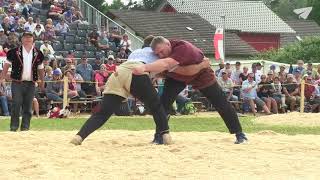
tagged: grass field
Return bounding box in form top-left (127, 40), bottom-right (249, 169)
top-left (1, 115), bottom-right (320, 135)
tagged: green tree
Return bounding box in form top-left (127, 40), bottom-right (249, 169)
top-left (307, 0), bottom-right (320, 25)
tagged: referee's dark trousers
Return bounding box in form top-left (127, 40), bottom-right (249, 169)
top-left (10, 81), bottom-right (35, 131)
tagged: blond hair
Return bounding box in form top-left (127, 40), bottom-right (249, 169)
top-left (150, 36), bottom-right (169, 50)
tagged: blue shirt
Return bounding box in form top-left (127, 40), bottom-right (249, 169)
top-left (241, 80), bottom-right (258, 99)
top-left (127, 47), bottom-right (159, 64)
top-left (76, 63), bottom-right (93, 81)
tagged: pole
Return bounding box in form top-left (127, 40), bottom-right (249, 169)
top-left (222, 15), bottom-right (226, 63)
top-left (300, 80), bottom-right (305, 113)
top-left (63, 76), bottom-right (68, 109)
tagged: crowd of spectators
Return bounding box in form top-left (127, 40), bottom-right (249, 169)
top-left (215, 60), bottom-right (320, 115)
top-left (0, 0), bottom-right (132, 116)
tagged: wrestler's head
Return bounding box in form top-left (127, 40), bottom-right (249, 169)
top-left (150, 36), bottom-right (171, 58)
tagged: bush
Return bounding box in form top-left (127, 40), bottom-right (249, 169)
top-left (251, 36), bottom-right (320, 64)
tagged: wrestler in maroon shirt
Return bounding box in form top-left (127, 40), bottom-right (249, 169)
top-left (133, 36), bottom-right (248, 144)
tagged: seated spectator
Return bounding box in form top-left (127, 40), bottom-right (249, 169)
top-left (19, 0), bottom-right (32, 19)
top-left (10, 16), bottom-right (20, 31)
top-left (218, 62), bottom-right (231, 77)
top-left (217, 70), bottom-right (238, 101)
top-left (92, 56), bottom-right (102, 71)
top-left (97, 32), bottom-right (110, 51)
top-left (119, 34), bottom-right (131, 54)
top-left (0, 28), bottom-right (8, 46)
top-left (3, 29), bottom-right (20, 52)
top-left (266, 70), bottom-right (274, 82)
top-left (46, 18), bottom-right (54, 29)
top-left (48, 4), bottom-right (63, 20)
top-left (116, 47), bottom-right (128, 59)
top-left (88, 27), bottom-right (99, 47)
top-left (105, 55), bottom-right (117, 73)
top-left (32, 17), bottom-right (45, 33)
top-left (55, 19), bottom-right (69, 36)
top-left (63, 9), bottom-right (73, 24)
top-left (109, 26), bottom-right (122, 47)
top-left (176, 87), bottom-right (191, 114)
top-left (293, 60), bottom-right (305, 75)
top-left (61, 58), bottom-right (73, 73)
top-left (44, 65), bottom-right (53, 83)
top-left (1, 16), bottom-right (12, 36)
top-left (7, 3), bottom-right (17, 17)
top-left (64, 70), bottom-right (79, 98)
top-left (304, 76), bottom-right (316, 103)
top-left (16, 17), bottom-right (26, 35)
top-left (65, 51), bottom-right (76, 65)
top-left (258, 75), bottom-right (278, 114)
top-left (43, 25), bottom-right (57, 42)
top-left (305, 63), bottom-right (317, 79)
top-left (76, 56), bottom-right (95, 95)
top-left (40, 40), bottom-right (55, 59)
top-left (294, 70), bottom-right (302, 84)
top-left (72, 7), bottom-right (85, 24)
top-left (46, 69), bottom-right (63, 101)
top-left (283, 74), bottom-right (300, 112)
top-left (94, 64), bottom-right (108, 96)
top-left (50, 58), bottom-right (61, 71)
top-left (24, 17), bottom-right (34, 32)
top-left (271, 76), bottom-right (287, 109)
top-left (239, 66), bottom-right (249, 84)
top-left (70, 65), bottom-right (86, 98)
top-left (241, 73), bottom-right (271, 115)
top-left (0, 81), bottom-right (10, 116)
top-left (33, 24), bottom-right (44, 42)
top-left (278, 65), bottom-right (287, 83)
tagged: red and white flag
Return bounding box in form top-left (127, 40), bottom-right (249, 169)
top-left (214, 28), bottom-right (224, 62)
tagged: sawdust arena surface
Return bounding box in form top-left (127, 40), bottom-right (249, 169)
top-left (0, 130), bottom-right (320, 180)
top-left (254, 112), bottom-right (320, 126)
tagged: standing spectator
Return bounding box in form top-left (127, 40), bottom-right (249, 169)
top-left (0, 31), bottom-right (45, 131)
top-left (120, 34), bottom-right (131, 54)
top-left (0, 81), bottom-right (10, 116)
top-left (55, 19), bottom-right (69, 36)
top-left (92, 56), bottom-right (102, 71)
top-left (45, 69), bottom-right (63, 101)
top-left (257, 75), bottom-right (278, 114)
top-left (269, 64), bottom-right (276, 75)
top-left (215, 63), bottom-right (224, 77)
top-left (76, 56), bottom-right (95, 95)
top-left (241, 73), bottom-right (271, 115)
top-left (305, 63), bottom-right (317, 79)
top-left (231, 61), bottom-right (242, 98)
top-left (250, 63), bottom-right (262, 83)
top-left (283, 74), bottom-right (300, 112)
top-left (105, 55), bottom-right (117, 73)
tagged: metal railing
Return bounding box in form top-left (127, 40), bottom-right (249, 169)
top-left (76, 0), bottom-right (143, 50)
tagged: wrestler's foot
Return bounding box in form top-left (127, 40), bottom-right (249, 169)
top-left (152, 133), bottom-right (163, 144)
top-left (234, 132), bottom-right (248, 144)
top-left (70, 135), bottom-right (83, 145)
top-left (162, 133), bottom-right (173, 145)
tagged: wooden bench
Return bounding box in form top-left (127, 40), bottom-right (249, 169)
top-left (192, 101), bottom-right (205, 112)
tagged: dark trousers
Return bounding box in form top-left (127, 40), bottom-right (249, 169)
top-left (77, 74), bottom-right (169, 139)
top-left (159, 78), bottom-right (242, 134)
top-left (10, 81), bottom-right (35, 131)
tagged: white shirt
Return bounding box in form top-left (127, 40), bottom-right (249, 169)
top-left (127, 47), bottom-right (158, 64)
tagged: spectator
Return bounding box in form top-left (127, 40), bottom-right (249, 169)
top-left (116, 47), bottom-right (128, 59)
top-left (94, 64), bottom-right (108, 96)
top-left (65, 51), bottom-right (76, 65)
top-left (32, 17), bottom-right (45, 33)
top-left (48, 4), bottom-right (62, 20)
top-left (241, 73), bottom-right (271, 115)
top-left (304, 75), bottom-right (316, 101)
top-left (97, 31), bottom-right (110, 51)
top-left (119, 34), bottom-right (131, 54)
top-left (218, 62), bottom-right (231, 77)
top-left (16, 17), bottom-right (26, 35)
top-left (311, 80), bottom-right (320, 112)
top-left (76, 56), bottom-right (95, 95)
top-left (45, 69), bottom-right (63, 101)
top-left (283, 74), bottom-right (300, 112)
top-left (61, 58), bottom-right (73, 73)
top-left (3, 29), bottom-right (20, 52)
top-left (257, 75), bottom-right (278, 114)
top-left (0, 81), bottom-right (10, 116)
top-left (239, 66), bottom-right (249, 84)
top-left (24, 17), bottom-right (34, 32)
top-left (7, 3), bottom-right (17, 17)
top-left (92, 56), bottom-right (102, 71)
top-left (0, 45), bottom-right (6, 56)
top-left (44, 65), bottom-right (53, 83)
top-left (271, 76), bottom-right (287, 110)
top-left (63, 9), bottom-right (73, 24)
top-left (72, 7), bottom-right (84, 24)
top-left (43, 25), bottom-right (56, 42)
top-left (40, 40), bottom-right (55, 59)
top-left (10, 16), bottom-right (20, 31)
top-left (55, 19), bottom-right (69, 36)
top-left (316, 64), bottom-right (320, 80)
top-left (33, 24), bottom-right (44, 42)
top-left (109, 26), bottom-right (122, 47)
top-left (0, 28), bottom-right (8, 46)
top-left (105, 55), bottom-right (117, 73)
top-left (278, 65), bottom-right (287, 83)
top-left (266, 70), bottom-right (274, 82)
top-left (250, 63), bottom-right (262, 83)
top-left (46, 18), bottom-right (54, 28)
top-left (231, 61), bottom-right (242, 99)
top-left (1, 16), bottom-right (11, 35)
top-left (64, 70), bottom-right (79, 98)
top-left (305, 63), bottom-right (317, 79)
top-left (293, 60), bottom-right (305, 75)
top-left (70, 65), bottom-right (86, 98)
top-left (176, 87), bottom-right (191, 114)
top-left (217, 70), bottom-right (238, 101)
top-left (88, 26), bottom-right (99, 47)
top-left (215, 63), bottom-right (224, 77)
top-left (256, 62), bottom-right (263, 72)
top-left (293, 70), bottom-right (302, 84)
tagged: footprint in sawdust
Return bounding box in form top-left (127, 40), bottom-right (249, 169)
top-left (169, 148), bottom-right (181, 153)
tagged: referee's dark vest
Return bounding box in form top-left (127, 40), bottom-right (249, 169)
top-left (6, 46), bottom-right (44, 81)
